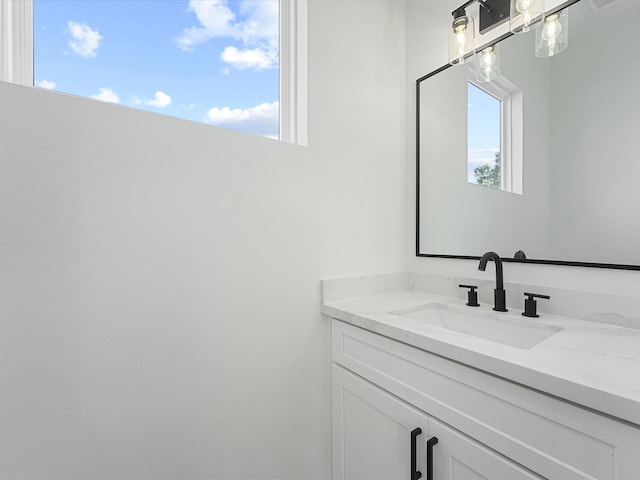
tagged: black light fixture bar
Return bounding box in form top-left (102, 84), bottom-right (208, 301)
top-left (479, 0), bottom-right (510, 34)
top-left (452, 0), bottom-right (511, 35)
top-left (451, 0), bottom-right (479, 16)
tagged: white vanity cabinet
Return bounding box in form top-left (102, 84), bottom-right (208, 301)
top-left (330, 319), bottom-right (640, 480)
top-left (333, 365), bottom-right (542, 480)
top-left (332, 364), bottom-right (429, 480)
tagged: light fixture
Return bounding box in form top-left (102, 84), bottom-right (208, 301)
top-left (448, 0), bottom-right (566, 78)
top-left (475, 45), bottom-right (501, 82)
top-left (509, 0), bottom-right (545, 34)
top-left (448, 7), bottom-right (476, 65)
top-left (536, 8), bottom-right (568, 57)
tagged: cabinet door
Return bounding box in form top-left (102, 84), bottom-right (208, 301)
top-left (429, 418), bottom-right (542, 480)
top-left (332, 365), bottom-right (430, 480)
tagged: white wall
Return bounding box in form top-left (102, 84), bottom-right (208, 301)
top-left (0, 1), bottom-right (407, 478)
top-left (406, 0), bottom-right (640, 297)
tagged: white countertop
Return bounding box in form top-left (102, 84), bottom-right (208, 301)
top-left (323, 289), bottom-right (640, 426)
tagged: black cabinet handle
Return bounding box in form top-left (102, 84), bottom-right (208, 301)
top-left (411, 428), bottom-right (422, 480)
top-left (427, 436), bottom-right (438, 480)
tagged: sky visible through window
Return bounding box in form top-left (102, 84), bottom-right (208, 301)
top-left (34, 0), bottom-right (280, 139)
top-left (467, 82), bottom-right (501, 184)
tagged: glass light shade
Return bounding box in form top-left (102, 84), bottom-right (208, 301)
top-left (475, 45), bottom-right (501, 82)
top-left (448, 14), bottom-right (475, 65)
top-left (536, 9), bottom-right (568, 57)
top-left (509, 0), bottom-right (545, 34)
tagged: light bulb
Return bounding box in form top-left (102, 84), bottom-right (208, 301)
top-left (453, 16), bottom-right (469, 35)
top-left (475, 46), bottom-right (500, 82)
top-left (541, 14), bottom-right (561, 41)
top-left (510, 0), bottom-right (544, 33)
top-left (448, 12), bottom-right (474, 65)
top-left (456, 29), bottom-right (467, 45)
top-left (516, 0), bottom-right (533, 13)
top-left (454, 27), bottom-right (467, 62)
top-left (481, 48), bottom-right (496, 67)
top-left (535, 8), bottom-right (568, 57)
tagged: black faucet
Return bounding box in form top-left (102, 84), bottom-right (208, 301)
top-left (478, 251), bottom-right (508, 312)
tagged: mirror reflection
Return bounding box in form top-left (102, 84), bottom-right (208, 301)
top-left (417, 0), bottom-right (640, 268)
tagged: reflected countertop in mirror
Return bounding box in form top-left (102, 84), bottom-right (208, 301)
top-left (416, 0), bottom-right (640, 269)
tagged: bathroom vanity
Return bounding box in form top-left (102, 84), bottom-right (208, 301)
top-left (323, 275), bottom-right (640, 480)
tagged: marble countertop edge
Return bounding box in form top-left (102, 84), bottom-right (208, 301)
top-left (322, 291), bottom-right (640, 427)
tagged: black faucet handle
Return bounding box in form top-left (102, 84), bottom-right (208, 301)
top-left (458, 284), bottom-right (480, 307)
top-left (522, 292), bottom-right (551, 318)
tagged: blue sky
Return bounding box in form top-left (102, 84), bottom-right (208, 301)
top-left (467, 82), bottom-right (501, 183)
top-left (34, 0), bottom-right (280, 138)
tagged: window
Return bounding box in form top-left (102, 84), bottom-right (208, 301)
top-left (467, 83), bottom-right (502, 189)
top-left (467, 76), bottom-right (523, 194)
top-left (1, 0), bottom-right (307, 144)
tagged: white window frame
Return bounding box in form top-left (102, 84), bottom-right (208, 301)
top-left (0, 0), bottom-right (33, 85)
top-left (279, 0), bottom-right (308, 145)
top-left (468, 76), bottom-right (523, 195)
top-left (1, 0), bottom-right (307, 146)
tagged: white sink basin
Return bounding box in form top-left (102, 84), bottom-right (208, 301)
top-left (399, 304), bottom-right (562, 349)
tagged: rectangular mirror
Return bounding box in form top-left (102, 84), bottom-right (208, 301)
top-left (417, 0), bottom-right (640, 269)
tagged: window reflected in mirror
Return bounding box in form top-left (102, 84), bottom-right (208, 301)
top-left (467, 76), bottom-right (523, 195)
top-left (467, 82), bottom-right (502, 189)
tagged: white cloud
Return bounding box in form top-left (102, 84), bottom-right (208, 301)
top-left (175, 0), bottom-right (237, 51)
top-left (468, 159), bottom-right (495, 168)
top-left (237, 1), bottom-right (278, 44)
top-left (175, 0), bottom-right (279, 70)
top-left (204, 101), bottom-right (278, 137)
top-left (133, 91), bottom-right (173, 109)
top-left (468, 148), bottom-right (500, 162)
top-left (90, 88), bottom-right (120, 103)
top-left (35, 79), bottom-right (56, 90)
top-left (220, 46), bottom-right (276, 70)
top-left (144, 91), bottom-right (172, 108)
top-left (67, 21), bottom-right (103, 58)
